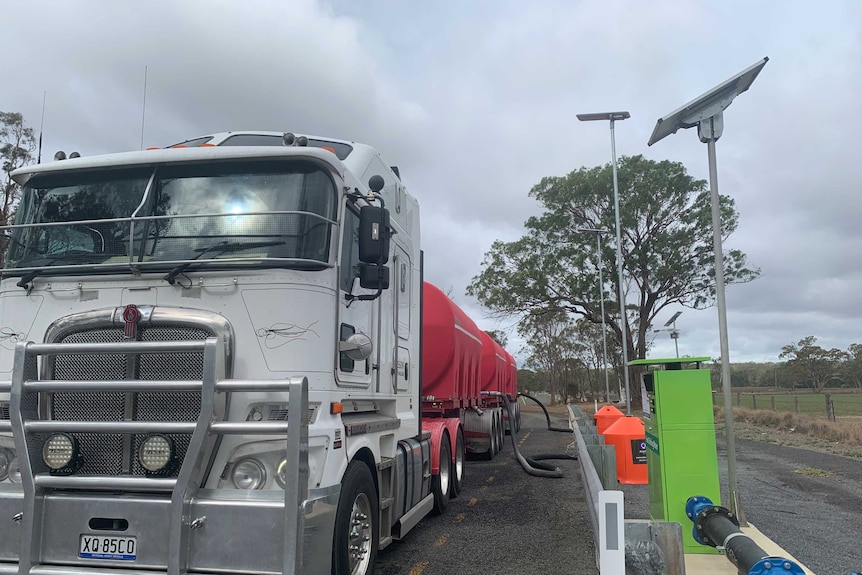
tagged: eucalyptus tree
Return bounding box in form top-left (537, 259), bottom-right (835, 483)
top-left (1, 112), bottom-right (37, 264)
top-left (468, 155), bottom-right (758, 405)
top-left (780, 336), bottom-right (848, 393)
top-left (518, 309), bottom-right (580, 404)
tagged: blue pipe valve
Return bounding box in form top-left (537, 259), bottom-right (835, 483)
top-left (749, 557), bottom-right (806, 575)
top-left (685, 495), bottom-right (737, 547)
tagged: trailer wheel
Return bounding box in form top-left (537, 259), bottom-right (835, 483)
top-left (479, 414), bottom-right (495, 460)
top-left (431, 431), bottom-right (451, 515)
top-left (490, 415), bottom-right (499, 458)
top-left (451, 427), bottom-right (465, 497)
top-left (333, 460), bottom-right (379, 575)
top-left (515, 401), bottom-right (521, 433)
top-left (496, 408), bottom-right (505, 452)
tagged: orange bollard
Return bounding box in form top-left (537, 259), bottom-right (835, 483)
top-left (603, 416), bottom-right (648, 484)
top-left (593, 405), bottom-right (625, 434)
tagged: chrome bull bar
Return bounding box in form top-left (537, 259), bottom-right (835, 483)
top-left (3, 338), bottom-right (310, 575)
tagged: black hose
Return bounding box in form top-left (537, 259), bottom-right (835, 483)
top-left (518, 392), bottom-right (572, 432)
top-left (485, 392), bottom-right (577, 479)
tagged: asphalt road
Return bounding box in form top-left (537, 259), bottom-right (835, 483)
top-left (723, 436), bottom-right (862, 575)
top-left (375, 410), bottom-right (597, 575)
top-left (622, 433), bottom-right (862, 575)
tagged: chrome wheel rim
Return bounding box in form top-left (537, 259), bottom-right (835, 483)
top-left (348, 492), bottom-right (373, 575)
top-left (455, 434), bottom-right (464, 483)
top-left (439, 443), bottom-right (451, 495)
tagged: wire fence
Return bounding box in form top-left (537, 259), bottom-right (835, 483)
top-left (713, 391), bottom-right (862, 421)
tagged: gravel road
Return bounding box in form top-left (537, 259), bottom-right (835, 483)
top-left (375, 409), bottom-right (597, 575)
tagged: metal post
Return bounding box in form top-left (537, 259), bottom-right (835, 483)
top-left (596, 233), bottom-right (610, 403)
top-left (609, 119), bottom-right (631, 415)
top-left (707, 135), bottom-right (745, 523)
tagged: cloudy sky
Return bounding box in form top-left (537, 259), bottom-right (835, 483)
top-left (3, 0), bottom-right (861, 363)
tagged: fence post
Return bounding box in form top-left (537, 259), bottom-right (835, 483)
top-left (736, 392), bottom-right (741, 407)
top-left (752, 394), bottom-right (757, 410)
top-left (770, 395), bottom-right (776, 410)
top-left (825, 394), bottom-right (836, 422)
top-left (794, 396), bottom-right (799, 413)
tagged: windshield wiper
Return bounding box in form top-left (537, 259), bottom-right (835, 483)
top-left (13, 251), bottom-right (108, 289)
top-left (163, 240), bottom-right (286, 285)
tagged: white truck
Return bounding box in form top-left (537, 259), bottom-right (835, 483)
top-left (0, 132), bottom-right (477, 575)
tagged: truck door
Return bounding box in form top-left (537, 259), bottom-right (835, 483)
top-left (393, 246), bottom-right (411, 393)
top-left (337, 204), bottom-right (373, 387)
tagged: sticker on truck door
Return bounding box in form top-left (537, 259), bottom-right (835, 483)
top-left (79, 535), bottom-right (137, 560)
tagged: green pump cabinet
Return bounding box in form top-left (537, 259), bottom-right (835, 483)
top-left (629, 357), bottom-right (720, 554)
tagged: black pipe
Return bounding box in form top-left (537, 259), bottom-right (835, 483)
top-left (685, 496), bottom-right (804, 575)
top-left (518, 392), bottom-right (571, 432)
top-left (482, 392), bottom-right (576, 479)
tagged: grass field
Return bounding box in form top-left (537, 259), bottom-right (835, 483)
top-left (714, 390), bottom-right (862, 418)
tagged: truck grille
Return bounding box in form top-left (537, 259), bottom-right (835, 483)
top-left (0, 401), bottom-right (8, 420)
top-left (48, 325), bottom-right (211, 476)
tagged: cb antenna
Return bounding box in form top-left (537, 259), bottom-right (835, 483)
top-left (140, 65), bottom-right (148, 150)
top-left (37, 91), bottom-right (46, 164)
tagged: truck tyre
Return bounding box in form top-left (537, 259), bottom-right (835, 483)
top-left (490, 416), bottom-right (499, 458)
top-left (515, 401), bottom-right (521, 433)
top-left (451, 427), bottom-right (465, 497)
top-left (333, 460), bottom-right (379, 575)
top-left (496, 409), bottom-right (504, 452)
top-left (431, 431), bottom-right (451, 515)
top-left (479, 414), bottom-right (495, 460)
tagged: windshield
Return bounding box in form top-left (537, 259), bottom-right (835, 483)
top-left (5, 160), bottom-right (337, 273)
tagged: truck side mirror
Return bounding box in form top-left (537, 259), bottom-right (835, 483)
top-left (358, 206), bottom-right (390, 264)
top-left (358, 263), bottom-right (390, 290)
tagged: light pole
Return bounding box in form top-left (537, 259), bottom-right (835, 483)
top-left (648, 57), bottom-right (768, 523)
top-left (578, 227), bottom-right (611, 403)
top-left (577, 111), bottom-right (632, 415)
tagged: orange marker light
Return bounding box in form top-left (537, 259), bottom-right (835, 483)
top-left (322, 146), bottom-right (335, 154)
top-left (200, 143), bottom-right (216, 147)
top-left (330, 402), bottom-right (344, 415)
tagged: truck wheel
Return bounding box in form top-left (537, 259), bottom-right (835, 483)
top-left (496, 409), bottom-right (504, 452)
top-left (431, 431), bottom-right (451, 515)
top-left (480, 414), bottom-right (495, 460)
top-left (490, 416), bottom-right (499, 458)
top-left (515, 402), bottom-right (521, 433)
top-left (451, 427), bottom-right (465, 498)
top-left (333, 460), bottom-right (379, 575)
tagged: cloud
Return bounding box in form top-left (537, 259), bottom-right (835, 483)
top-left (4, 0), bottom-right (862, 363)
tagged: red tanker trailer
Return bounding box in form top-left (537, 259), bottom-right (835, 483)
top-left (421, 282), bottom-right (516, 469)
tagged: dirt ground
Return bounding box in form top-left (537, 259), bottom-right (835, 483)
top-left (721, 419), bottom-right (862, 461)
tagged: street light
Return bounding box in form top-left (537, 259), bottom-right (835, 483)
top-left (654, 311), bottom-right (682, 358)
top-left (647, 57), bottom-right (768, 523)
top-left (577, 111), bottom-right (632, 414)
top-left (578, 227), bottom-right (611, 403)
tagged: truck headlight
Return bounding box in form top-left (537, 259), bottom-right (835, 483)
top-left (276, 459), bottom-right (288, 488)
top-left (139, 435), bottom-right (175, 473)
top-left (232, 458), bottom-right (266, 490)
top-left (8, 457), bottom-right (22, 483)
top-left (43, 433), bottom-right (78, 470)
top-left (0, 447), bottom-right (13, 481)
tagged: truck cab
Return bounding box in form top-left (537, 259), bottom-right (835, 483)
top-left (0, 133), bottom-right (431, 575)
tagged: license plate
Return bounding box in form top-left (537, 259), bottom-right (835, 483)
top-left (79, 535), bottom-right (137, 560)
